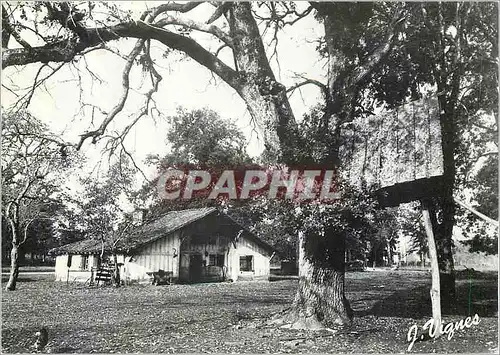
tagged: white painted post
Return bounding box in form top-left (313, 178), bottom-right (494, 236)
top-left (421, 200), bottom-right (441, 338)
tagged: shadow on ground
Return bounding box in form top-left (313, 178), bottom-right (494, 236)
top-left (353, 271), bottom-right (498, 318)
top-left (1, 276), bottom-right (40, 283)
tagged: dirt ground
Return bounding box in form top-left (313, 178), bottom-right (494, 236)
top-left (2, 270), bottom-right (498, 353)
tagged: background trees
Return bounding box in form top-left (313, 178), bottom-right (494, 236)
top-left (77, 156), bottom-right (137, 285)
top-left (161, 107), bottom-right (252, 167)
top-left (1, 110), bottom-right (74, 290)
top-left (374, 2), bottom-right (498, 298)
top-left (399, 204), bottom-right (429, 266)
top-left (138, 107), bottom-right (254, 214)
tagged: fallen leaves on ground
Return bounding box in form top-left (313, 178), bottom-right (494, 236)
top-left (1, 270), bottom-right (497, 353)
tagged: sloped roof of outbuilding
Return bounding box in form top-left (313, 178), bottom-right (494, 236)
top-left (122, 207), bottom-right (217, 251)
top-left (50, 207), bottom-right (274, 255)
top-left (50, 238), bottom-right (106, 255)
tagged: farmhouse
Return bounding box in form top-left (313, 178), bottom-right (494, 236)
top-left (51, 207), bottom-right (274, 284)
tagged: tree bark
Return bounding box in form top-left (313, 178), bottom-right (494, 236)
top-left (5, 243), bottom-right (20, 291)
top-left (225, 4), bottom-right (356, 327)
top-left (432, 1), bottom-right (461, 304)
top-left (435, 198), bottom-right (456, 303)
top-left (227, 3), bottom-right (299, 163)
top-left (5, 210), bottom-right (21, 291)
top-left (387, 243), bottom-right (393, 266)
top-left (439, 117), bottom-right (457, 302)
top-left (436, 102), bottom-right (457, 303)
top-left (285, 231), bottom-right (353, 328)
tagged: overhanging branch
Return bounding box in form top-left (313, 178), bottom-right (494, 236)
top-left (76, 38), bottom-right (146, 150)
top-left (349, 7), bottom-right (406, 87)
top-left (154, 16), bottom-right (233, 47)
top-left (3, 21), bottom-right (239, 89)
top-left (133, 20), bottom-right (240, 89)
top-left (287, 78), bottom-right (328, 97)
top-left (454, 197), bottom-right (499, 227)
top-left (149, 2), bottom-right (202, 18)
top-left (206, 2), bottom-right (232, 24)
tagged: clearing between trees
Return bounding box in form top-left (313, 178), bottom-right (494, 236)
top-left (2, 269), bottom-right (497, 353)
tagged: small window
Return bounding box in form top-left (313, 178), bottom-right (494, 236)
top-left (208, 254), bottom-right (216, 266)
top-left (67, 255), bottom-right (72, 268)
top-left (240, 255), bottom-right (254, 272)
top-left (81, 256), bottom-right (88, 270)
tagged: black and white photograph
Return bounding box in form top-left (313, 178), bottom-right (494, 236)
top-left (1, 1), bottom-right (498, 353)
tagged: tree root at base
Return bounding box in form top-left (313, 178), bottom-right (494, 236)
top-left (268, 308), bottom-right (349, 331)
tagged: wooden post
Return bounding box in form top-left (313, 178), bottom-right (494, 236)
top-left (421, 199), bottom-right (441, 337)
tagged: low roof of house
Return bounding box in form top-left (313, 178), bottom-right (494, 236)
top-left (50, 207), bottom-right (274, 256)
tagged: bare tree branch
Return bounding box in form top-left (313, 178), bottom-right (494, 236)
top-left (253, 3), bottom-right (313, 27)
top-left (154, 16), bottom-right (234, 46)
top-left (214, 43), bottom-right (229, 57)
top-left (135, 20), bottom-right (240, 87)
top-left (21, 216), bottom-right (52, 246)
top-left (473, 151), bottom-right (498, 162)
top-left (149, 2), bottom-right (202, 18)
top-left (120, 143), bottom-right (151, 184)
top-left (470, 121), bottom-right (498, 134)
top-left (349, 6), bottom-right (406, 87)
top-left (206, 2), bottom-right (231, 24)
top-left (287, 77), bottom-right (328, 96)
top-left (3, 20), bottom-right (240, 90)
top-left (2, 5), bottom-right (11, 48)
top-left (76, 39), bottom-right (146, 150)
top-left (454, 197), bottom-right (499, 227)
top-left (2, 5), bottom-right (32, 49)
top-left (15, 22), bottom-right (49, 43)
top-left (2, 83), bottom-right (18, 97)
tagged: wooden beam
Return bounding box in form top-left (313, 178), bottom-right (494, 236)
top-left (375, 175), bottom-right (446, 208)
top-left (454, 197), bottom-right (499, 227)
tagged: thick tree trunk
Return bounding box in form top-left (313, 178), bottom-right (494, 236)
top-left (227, 3), bottom-right (299, 164)
top-left (285, 231), bottom-right (353, 329)
top-left (436, 56), bottom-right (459, 303)
top-left (5, 243), bottom-right (20, 291)
top-left (434, 195), bottom-right (456, 303)
top-left (227, 4), bottom-right (354, 329)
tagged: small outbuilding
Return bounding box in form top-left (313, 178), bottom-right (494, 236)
top-left (51, 207), bottom-right (274, 284)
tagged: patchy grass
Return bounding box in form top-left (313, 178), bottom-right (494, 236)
top-left (2, 270), bottom-right (497, 353)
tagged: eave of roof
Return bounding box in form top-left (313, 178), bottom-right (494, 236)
top-left (50, 207), bottom-right (275, 256)
top-left (220, 213), bottom-right (276, 254)
top-left (120, 207), bottom-right (218, 251)
top-left (51, 207), bottom-right (217, 255)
